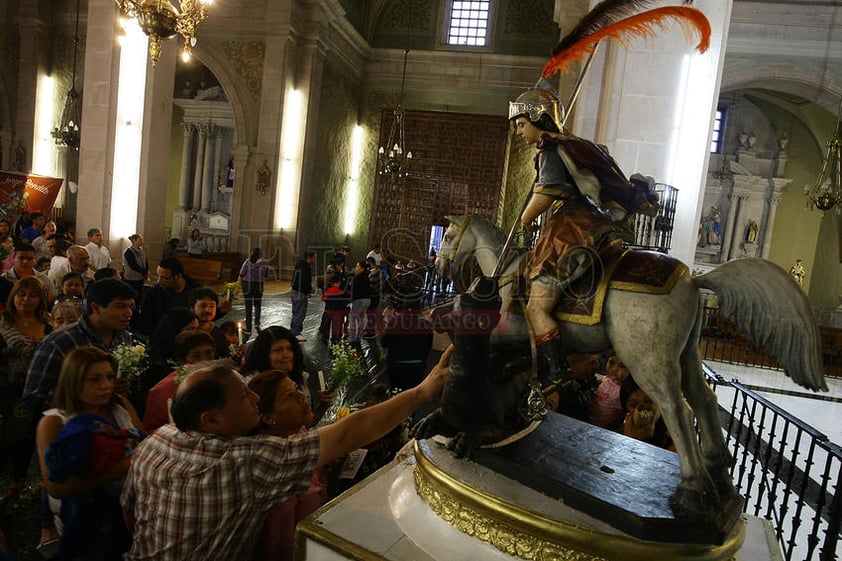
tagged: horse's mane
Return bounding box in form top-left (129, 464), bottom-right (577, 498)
top-left (447, 215), bottom-right (527, 277)
top-left (469, 216), bottom-right (507, 248)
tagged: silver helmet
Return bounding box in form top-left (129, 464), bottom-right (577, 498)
top-left (508, 82), bottom-right (564, 128)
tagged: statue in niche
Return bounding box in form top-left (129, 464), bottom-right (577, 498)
top-left (778, 131), bottom-right (790, 152)
top-left (12, 142), bottom-right (25, 172)
top-left (697, 207), bottom-right (722, 248)
top-left (789, 259), bottom-right (807, 286)
top-left (738, 131), bottom-right (749, 150)
top-left (745, 220), bottom-right (758, 244)
top-left (747, 132), bottom-right (757, 150)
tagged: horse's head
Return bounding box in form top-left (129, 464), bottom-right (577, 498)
top-left (437, 215), bottom-right (474, 278)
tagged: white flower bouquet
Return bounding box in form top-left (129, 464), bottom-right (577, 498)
top-left (113, 343), bottom-right (149, 380)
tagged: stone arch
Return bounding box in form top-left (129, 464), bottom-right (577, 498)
top-left (189, 45), bottom-right (253, 147)
top-left (721, 60), bottom-right (842, 113)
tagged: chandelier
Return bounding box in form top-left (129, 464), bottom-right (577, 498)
top-left (378, 49), bottom-right (412, 177)
top-left (805, 97), bottom-right (842, 211)
top-left (115, 0), bottom-right (212, 66)
top-left (52, 0), bottom-right (82, 149)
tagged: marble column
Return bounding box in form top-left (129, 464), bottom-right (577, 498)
top-left (76, 0), bottom-right (124, 238)
top-left (178, 123), bottom-right (195, 210)
top-left (720, 188), bottom-right (739, 262)
top-left (201, 125), bottom-right (217, 212)
top-left (210, 128), bottom-right (224, 211)
top-left (228, 144), bottom-right (250, 251)
top-left (192, 126), bottom-right (207, 210)
top-left (761, 195), bottom-right (782, 259)
top-left (728, 192), bottom-right (749, 261)
top-left (15, 10), bottom-right (49, 175)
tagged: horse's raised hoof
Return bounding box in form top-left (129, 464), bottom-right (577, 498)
top-left (411, 409), bottom-right (458, 441)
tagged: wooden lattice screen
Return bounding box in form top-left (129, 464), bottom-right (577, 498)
top-left (368, 109), bottom-right (509, 265)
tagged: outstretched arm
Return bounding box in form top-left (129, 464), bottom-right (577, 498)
top-left (316, 346), bottom-right (453, 467)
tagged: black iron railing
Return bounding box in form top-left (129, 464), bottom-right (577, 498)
top-left (700, 304), bottom-right (842, 379)
top-left (705, 364), bottom-right (842, 561)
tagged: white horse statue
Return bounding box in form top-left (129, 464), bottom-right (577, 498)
top-left (431, 214), bottom-right (826, 514)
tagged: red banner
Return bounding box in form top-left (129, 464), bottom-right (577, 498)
top-left (0, 170), bottom-right (63, 224)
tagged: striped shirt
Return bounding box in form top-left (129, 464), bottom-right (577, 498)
top-left (122, 424), bottom-right (320, 561)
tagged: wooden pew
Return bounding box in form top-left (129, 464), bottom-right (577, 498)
top-left (179, 257), bottom-right (223, 283)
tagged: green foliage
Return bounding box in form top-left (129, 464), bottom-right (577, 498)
top-left (328, 340), bottom-right (365, 391)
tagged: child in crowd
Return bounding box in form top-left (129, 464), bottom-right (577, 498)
top-left (51, 298), bottom-right (85, 330)
top-left (143, 330), bottom-right (218, 433)
top-left (620, 376), bottom-right (674, 451)
top-left (319, 275), bottom-right (349, 344)
top-left (36, 256), bottom-right (51, 273)
top-left (588, 354), bottom-right (629, 430)
top-left (220, 321), bottom-right (247, 365)
top-left (59, 272), bottom-right (85, 299)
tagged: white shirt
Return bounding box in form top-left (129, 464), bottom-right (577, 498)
top-left (366, 249), bottom-right (383, 265)
top-left (84, 241), bottom-right (112, 270)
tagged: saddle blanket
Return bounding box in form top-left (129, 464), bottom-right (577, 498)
top-left (554, 249), bottom-right (688, 326)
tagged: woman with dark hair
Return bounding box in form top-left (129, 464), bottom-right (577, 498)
top-left (36, 347), bottom-right (144, 561)
top-left (242, 326), bottom-right (331, 422)
top-left (187, 229), bottom-right (205, 258)
top-left (0, 276), bottom-right (51, 495)
top-left (238, 247), bottom-right (269, 334)
top-left (247, 370), bottom-right (327, 561)
top-left (242, 326), bottom-right (304, 384)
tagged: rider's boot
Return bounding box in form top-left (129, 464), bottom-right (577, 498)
top-left (535, 328), bottom-right (566, 389)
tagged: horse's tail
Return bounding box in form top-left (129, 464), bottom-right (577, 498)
top-left (693, 258), bottom-right (826, 392)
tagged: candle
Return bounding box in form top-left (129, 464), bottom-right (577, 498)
top-left (237, 322), bottom-right (243, 345)
top-left (318, 370), bottom-right (326, 392)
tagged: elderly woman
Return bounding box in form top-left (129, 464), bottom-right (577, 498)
top-left (247, 370), bottom-right (328, 561)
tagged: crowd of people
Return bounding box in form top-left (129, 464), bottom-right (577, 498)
top-left (0, 209), bottom-right (678, 561)
top-left (0, 214), bottom-right (455, 561)
top-left (545, 352), bottom-right (675, 451)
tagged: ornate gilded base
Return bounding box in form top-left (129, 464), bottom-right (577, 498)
top-left (296, 440), bottom-right (782, 561)
top-left (413, 439), bottom-right (745, 561)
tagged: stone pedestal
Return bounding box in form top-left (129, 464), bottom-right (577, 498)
top-left (297, 438), bottom-right (782, 561)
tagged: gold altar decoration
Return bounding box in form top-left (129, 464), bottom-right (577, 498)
top-left (412, 440), bottom-right (745, 561)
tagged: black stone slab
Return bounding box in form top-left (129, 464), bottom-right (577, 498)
top-left (471, 412), bottom-right (742, 545)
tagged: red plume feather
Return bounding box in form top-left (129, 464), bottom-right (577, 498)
top-left (542, 7), bottom-right (711, 79)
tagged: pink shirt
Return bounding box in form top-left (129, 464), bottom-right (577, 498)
top-left (259, 427), bottom-right (328, 561)
top-left (588, 376), bottom-right (625, 431)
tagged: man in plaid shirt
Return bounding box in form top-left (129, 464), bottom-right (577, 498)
top-left (122, 349), bottom-right (452, 560)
